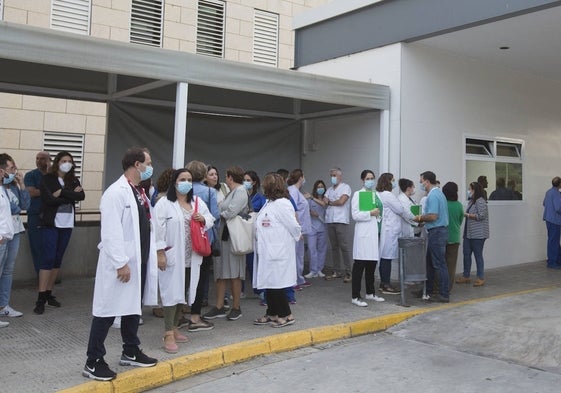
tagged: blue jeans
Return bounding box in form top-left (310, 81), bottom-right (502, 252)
top-left (0, 233), bottom-right (20, 307)
top-left (426, 226), bottom-right (449, 298)
top-left (545, 221), bottom-right (561, 267)
top-left (463, 238), bottom-right (486, 279)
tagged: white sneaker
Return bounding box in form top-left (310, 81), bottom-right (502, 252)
top-left (0, 305), bottom-right (23, 317)
top-left (0, 320), bottom-right (9, 328)
top-left (139, 317), bottom-right (144, 325)
top-left (351, 298), bottom-right (368, 307)
top-left (304, 272), bottom-right (318, 279)
top-left (317, 271), bottom-right (325, 278)
top-left (365, 294), bottom-right (385, 302)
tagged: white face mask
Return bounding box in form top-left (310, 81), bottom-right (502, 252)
top-left (59, 162), bottom-right (73, 173)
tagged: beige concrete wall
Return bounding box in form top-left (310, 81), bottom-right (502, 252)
top-left (0, 0), bottom-right (331, 212)
top-left (0, 93), bottom-right (107, 212)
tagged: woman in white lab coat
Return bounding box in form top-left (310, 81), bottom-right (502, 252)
top-left (350, 170), bottom-right (385, 307)
top-left (253, 173), bottom-right (301, 328)
top-left (397, 178), bottom-right (419, 238)
top-left (376, 173), bottom-right (416, 295)
top-left (154, 169), bottom-right (214, 353)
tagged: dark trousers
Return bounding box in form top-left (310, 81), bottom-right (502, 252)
top-left (352, 260), bottom-right (377, 299)
top-left (41, 227), bottom-right (72, 270)
top-left (27, 213), bottom-right (42, 274)
top-left (426, 226), bottom-right (450, 298)
top-left (546, 221), bottom-right (561, 267)
top-left (266, 288), bottom-right (291, 318)
top-left (379, 258), bottom-right (392, 285)
top-left (86, 315), bottom-right (140, 361)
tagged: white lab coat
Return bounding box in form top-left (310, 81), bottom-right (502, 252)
top-left (92, 175), bottom-right (158, 318)
top-left (397, 192), bottom-right (417, 238)
top-left (154, 196), bottom-right (214, 306)
top-left (253, 199), bottom-right (301, 290)
top-left (351, 188), bottom-right (379, 261)
top-left (378, 190), bottom-right (416, 260)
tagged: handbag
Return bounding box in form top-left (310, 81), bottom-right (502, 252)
top-left (190, 197), bottom-right (212, 257)
top-left (226, 212), bottom-right (257, 255)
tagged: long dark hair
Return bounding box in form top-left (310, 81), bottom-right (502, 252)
top-left (167, 168), bottom-right (193, 203)
top-left (469, 182), bottom-right (485, 202)
top-left (206, 165), bottom-right (220, 191)
top-left (442, 182), bottom-right (458, 201)
top-left (50, 151), bottom-right (78, 187)
top-left (376, 173), bottom-right (393, 192)
top-left (244, 170), bottom-right (261, 196)
top-left (312, 180), bottom-right (326, 198)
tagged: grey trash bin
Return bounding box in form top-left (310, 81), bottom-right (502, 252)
top-left (398, 237), bottom-right (426, 306)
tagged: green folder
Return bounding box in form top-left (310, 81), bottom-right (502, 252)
top-left (410, 205), bottom-right (421, 215)
top-left (359, 191), bottom-right (376, 211)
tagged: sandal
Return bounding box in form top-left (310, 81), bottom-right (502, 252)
top-left (272, 317), bottom-right (295, 328)
top-left (253, 316), bottom-right (275, 326)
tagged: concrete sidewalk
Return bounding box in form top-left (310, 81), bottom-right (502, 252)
top-left (1, 261), bottom-right (560, 393)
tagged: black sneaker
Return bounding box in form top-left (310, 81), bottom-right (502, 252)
top-left (46, 295), bottom-right (61, 307)
top-left (380, 284), bottom-right (401, 295)
top-left (82, 358), bottom-right (117, 381)
top-left (203, 307), bottom-right (227, 320)
top-left (177, 316), bottom-right (190, 328)
top-left (119, 348), bottom-right (157, 368)
top-left (226, 308), bottom-right (242, 321)
top-left (188, 319), bottom-right (215, 332)
top-left (33, 301), bottom-right (45, 315)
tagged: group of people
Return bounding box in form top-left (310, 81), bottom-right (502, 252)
top-left (1, 147), bottom-right (495, 382)
top-left (0, 150), bottom-right (83, 329)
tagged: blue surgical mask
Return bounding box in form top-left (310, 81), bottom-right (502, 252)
top-left (391, 180), bottom-right (397, 190)
top-left (419, 182), bottom-right (426, 192)
top-left (139, 165), bottom-right (153, 181)
top-left (467, 190), bottom-right (472, 199)
top-left (302, 178), bottom-right (306, 185)
top-left (364, 179), bottom-right (375, 189)
top-left (3, 173), bottom-right (15, 185)
top-left (176, 181), bottom-right (193, 195)
top-left (317, 187), bottom-right (325, 196)
top-left (331, 176), bottom-right (338, 185)
top-left (243, 181), bottom-right (253, 190)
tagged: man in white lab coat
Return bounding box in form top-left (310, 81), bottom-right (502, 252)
top-left (83, 147), bottom-right (158, 381)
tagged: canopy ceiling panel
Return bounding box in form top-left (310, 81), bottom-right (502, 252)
top-left (0, 21), bottom-right (389, 117)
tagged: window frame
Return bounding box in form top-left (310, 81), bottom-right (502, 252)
top-left (464, 135), bottom-right (525, 203)
top-left (253, 9), bottom-right (279, 67)
top-left (196, 0), bottom-right (226, 59)
top-left (50, 0), bottom-right (92, 35)
top-left (130, 0), bottom-right (164, 48)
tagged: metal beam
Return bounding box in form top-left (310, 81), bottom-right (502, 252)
top-left (0, 82), bottom-right (107, 101)
top-left (173, 82), bottom-right (188, 168)
top-left (109, 80), bottom-right (173, 100)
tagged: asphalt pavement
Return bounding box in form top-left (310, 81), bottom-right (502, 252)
top-left (1, 261), bottom-right (560, 393)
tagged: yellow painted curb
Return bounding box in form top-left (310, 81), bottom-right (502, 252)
top-left (220, 337), bottom-right (271, 364)
top-left (309, 323), bottom-right (351, 344)
top-left (61, 286), bottom-right (558, 393)
top-left (110, 362), bottom-right (172, 393)
top-left (268, 330), bottom-right (312, 353)
top-left (169, 348), bottom-right (224, 381)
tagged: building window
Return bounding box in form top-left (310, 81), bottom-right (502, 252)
top-left (465, 137), bottom-right (524, 201)
top-left (253, 9), bottom-right (279, 67)
top-left (196, 0), bottom-right (225, 58)
top-left (44, 132), bottom-right (85, 183)
top-left (130, 0), bottom-right (163, 47)
top-left (50, 0), bottom-right (91, 35)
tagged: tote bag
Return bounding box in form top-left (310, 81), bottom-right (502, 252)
top-left (191, 197), bottom-right (212, 257)
top-left (226, 212), bottom-right (257, 255)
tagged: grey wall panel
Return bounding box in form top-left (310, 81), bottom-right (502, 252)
top-left (295, 0), bottom-right (561, 67)
top-left (105, 102), bottom-right (301, 189)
